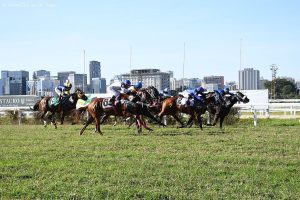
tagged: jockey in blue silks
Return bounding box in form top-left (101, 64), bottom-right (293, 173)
top-left (214, 87), bottom-right (233, 105)
top-left (186, 86), bottom-right (206, 105)
top-left (55, 79), bottom-right (72, 98)
top-left (219, 87), bottom-right (234, 96)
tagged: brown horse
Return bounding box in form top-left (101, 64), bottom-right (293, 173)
top-left (79, 93), bottom-right (165, 135)
top-left (157, 94), bottom-right (211, 130)
top-left (31, 88), bottom-right (88, 128)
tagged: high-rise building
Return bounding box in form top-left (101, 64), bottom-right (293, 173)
top-left (203, 76), bottom-right (224, 90)
top-left (120, 68), bottom-right (170, 90)
top-left (33, 70), bottom-right (50, 79)
top-left (238, 68), bottom-right (260, 90)
top-left (27, 77), bottom-right (60, 96)
top-left (91, 78), bottom-right (106, 93)
top-left (57, 71), bottom-right (75, 85)
top-left (1, 70), bottom-right (29, 95)
top-left (0, 79), bottom-right (3, 95)
top-left (68, 73), bottom-right (87, 92)
top-left (89, 61), bottom-right (101, 85)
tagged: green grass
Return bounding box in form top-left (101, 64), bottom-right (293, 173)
top-left (1, 119), bottom-right (300, 199)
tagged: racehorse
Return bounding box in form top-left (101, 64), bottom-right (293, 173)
top-left (124, 88), bottom-right (162, 129)
top-left (79, 93), bottom-right (165, 135)
top-left (206, 91), bottom-right (249, 129)
top-left (31, 88), bottom-right (88, 128)
top-left (157, 95), bottom-right (193, 128)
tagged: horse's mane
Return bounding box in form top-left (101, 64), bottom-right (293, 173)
top-left (147, 86), bottom-right (160, 99)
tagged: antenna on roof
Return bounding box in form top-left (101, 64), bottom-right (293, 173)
top-left (182, 42), bottom-right (186, 91)
top-left (240, 38), bottom-right (242, 70)
top-left (83, 50), bottom-right (85, 90)
top-left (130, 45), bottom-right (132, 81)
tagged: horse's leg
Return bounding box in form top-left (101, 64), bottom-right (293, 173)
top-left (219, 115), bottom-right (225, 129)
top-left (80, 116), bottom-right (94, 135)
top-left (213, 114), bottom-right (219, 126)
top-left (186, 114), bottom-right (195, 128)
top-left (50, 114), bottom-right (57, 129)
top-left (113, 116), bottom-right (117, 126)
top-left (172, 113), bottom-right (185, 128)
top-left (135, 116), bottom-right (142, 134)
top-left (139, 115), bottom-right (153, 132)
top-left (127, 117), bottom-right (135, 128)
top-left (94, 116), bottom-right (102, 135)
top-left (60, 112), bottom-right (65, 125)
top-left (91, 108), bottom-right (102, 134)
top-left (142, 107), bottom-right (165, 127)
top-left (40, 111), bottom-right (47, 127)
top-left (196, 114), bottom-right (203, 130)
top-left (100, 114), bottom-right (110, 124)
top-left (212, 113), bottom-right (220, 126)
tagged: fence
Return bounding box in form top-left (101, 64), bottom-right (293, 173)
top-left (1, 95), bottom-right (300, 126)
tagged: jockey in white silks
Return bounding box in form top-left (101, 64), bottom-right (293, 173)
top-left (107, 79), bottom-right (131, 104)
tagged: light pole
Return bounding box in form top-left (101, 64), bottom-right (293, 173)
top-left (270, 64), bottom-right (278, 99)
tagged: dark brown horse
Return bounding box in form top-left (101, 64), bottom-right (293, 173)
top-left (79, 93), bottom-right (165, 135)
top-left (31, 88), bottom-right (88, 128)
top-left (206, 91), bottom-right (250, 129)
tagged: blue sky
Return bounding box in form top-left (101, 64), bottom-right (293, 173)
top-left (0, 0), bottom-right (299, 82)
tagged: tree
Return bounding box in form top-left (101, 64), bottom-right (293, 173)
top-left (264, 78), bottom-right (298, 99)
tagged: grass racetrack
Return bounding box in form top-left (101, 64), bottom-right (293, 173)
top-left (1, 119), bottom-right (300, 199)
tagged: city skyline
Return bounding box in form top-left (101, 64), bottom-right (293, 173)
top-left (1, 0), bottom-right (300, 82)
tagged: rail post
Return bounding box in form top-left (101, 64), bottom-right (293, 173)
top-left (251, 106), bottom-right (257, 127)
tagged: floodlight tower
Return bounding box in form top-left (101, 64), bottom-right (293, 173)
top-left (270, 64), bottom-right (278, 99)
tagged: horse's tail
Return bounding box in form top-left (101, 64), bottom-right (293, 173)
top-left (30, 100), bottom-right (41, 111)
top-left (77, 105), bottom-right (89, 114)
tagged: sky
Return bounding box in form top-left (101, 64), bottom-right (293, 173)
top-left (0, 0), bottom-right (300, 83)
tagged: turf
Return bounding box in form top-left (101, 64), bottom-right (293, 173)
top-left (1, 119), bottom-right (300, 199)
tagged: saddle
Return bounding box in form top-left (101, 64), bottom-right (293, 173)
top-left (102, 98), bottom-right (114, 108)
top-left (177, 96), bottom-right (192, 107)
top-left (49, 96), bottom-right (60, 107)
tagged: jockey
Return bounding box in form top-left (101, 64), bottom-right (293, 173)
top-left (128, 81), bottom-right (142, 94)
top-left (220, 87), bottom-right (234, 97)
top-left (107, 79), bottom-right (131, 104)
top-left (194, 86), bottom-right (206, 98)
top-left (162, 88), bottom-right (171, 97)
top-left (55, 80), bottom-right (72, 99)
top-left (184, 87), bottom-right (205, 107)
top-left (220, 87), bottom-right (234, 105)
top-left (214, 87), bottom-right (231, 106)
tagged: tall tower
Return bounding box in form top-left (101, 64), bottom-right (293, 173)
top-left (270, 64), bottom-right (278, 99)
top-left (238, 68), bottom-right (260, 90)
top-left (89, 61), bottom-right (101, 84)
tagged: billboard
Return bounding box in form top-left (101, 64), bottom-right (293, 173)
top-left (0, 95), bottom-right (40, 107)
